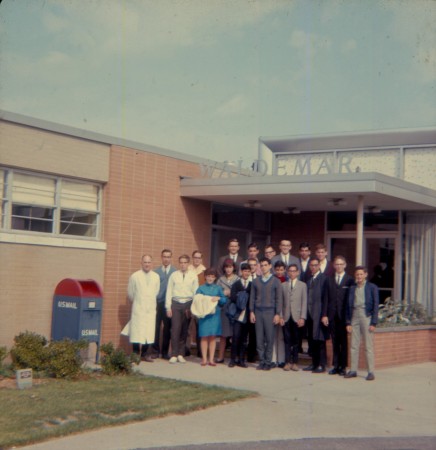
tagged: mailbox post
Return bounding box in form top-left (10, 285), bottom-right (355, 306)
top-left (52, 278), bottom-right (103, 362)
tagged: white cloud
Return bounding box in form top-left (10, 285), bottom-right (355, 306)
top-left (341, 39), bottom-right (357, 53)
top-left (215, 94), bottom-right (248, 116)
top-left (289, 29), bottom-right (332, 57)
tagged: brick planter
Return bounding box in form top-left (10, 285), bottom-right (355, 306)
top-left (325, 325), bottom-right (436, 370)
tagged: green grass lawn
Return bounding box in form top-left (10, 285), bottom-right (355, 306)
top-left (0, 373), bottom-right (255, 448)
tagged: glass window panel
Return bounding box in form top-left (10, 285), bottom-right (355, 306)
top-left (12, 173), bottom-right (55, 206)
top-left (0, 169), bottom-right (5, 199)
top-left (60, 209), bottom-right (97, 237)
top-left (61, 181), bottom-right (98, 211)
top-left (11, 205), bottom-right (53, 233)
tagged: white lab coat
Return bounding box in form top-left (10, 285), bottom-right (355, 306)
top-left (121, 269), bottom-right (160, 344)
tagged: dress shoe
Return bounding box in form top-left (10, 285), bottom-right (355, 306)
top-left (263, 363), bottom-right (271, 371)
top-left (312, 366), bottom-right (325, 373)
top-left (237, 361), bottom-right (248, 368)
top-left (269, 362), bottom-right (277, 369)
top-left (366, 372), bottom-right (375, 381)
top-left (291, 364), bottom-right (299, 372)
top-left (162, 354), bottom-right (170, 360)
top-left (329, 368), bottom-right (339, 375)
top-left (228, 360), bottom-right (236, 368)
top-left (344, 371), bottom-right (357, 378)
top-left (278, 362), bottom-right (285, 369)
top-left (151, 353), bottom-right (159, 359)
top-left (283, 363), bottom-right (292, 371)
top-left (215, 359), bottom-right (225, 364)
top-left (208, 361), bottom-right (217, 367)
top-left (142, 355), bottom-right (154, 363)
top-left (256, 363), bottom-right (265, 370)
top-left (303, 365), bottom-right (315, 371)
top-left (338, 369), bottom-right (346, 376)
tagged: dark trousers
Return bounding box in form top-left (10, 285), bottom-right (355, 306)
top-left (255, 309), bottom-right (276, 365)
top-left (231, 320), bottom-right (249, 362)
top-left (306, 314), bottom-right (326, 368)
top-left (152, 302), bottom-right (171, 357)
top-left (247, 322), bottom-right (257, 362)
top-left (132, 343), bottom-right (150, 357)
top-left (329, 315), bottom-right (348, 369)
top-left (170, 300), bottom-right (192, 357)
top-left (283, 317), bottom-right (300, 364)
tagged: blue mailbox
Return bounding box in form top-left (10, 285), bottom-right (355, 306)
top-left (52, 278), bottom-right (103, 361)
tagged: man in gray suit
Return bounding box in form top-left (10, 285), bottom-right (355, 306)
top-left (216, 238), bottom-right (244, 276)
top-left (281, 264), bottom-right (307, 371)
top-left (153, 249), bottom-right (177, 359)
top-left (271, 239), bottom-right (301, 271)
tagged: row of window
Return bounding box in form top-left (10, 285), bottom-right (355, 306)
top-left (0, 168), bottom-right (102, 238)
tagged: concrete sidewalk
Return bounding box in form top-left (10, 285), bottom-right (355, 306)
top-left (21, 360), bottom-right (436, 450)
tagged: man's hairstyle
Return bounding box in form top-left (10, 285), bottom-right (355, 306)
top-left (334, 255), bottom-right (346, 263)
top-left (192, 250), bottom-right (202, 257)
top-left (141, 254), bottom-right (152, 261)
top-left (228, 238), bottom-right (239, 244)
top-left (161, 248), bottom-right (172, 255)
top-left (204, 267), bottom-right (218, 278)
top-left (299, 242), bottom-right (310, 250)
top-left (179, 254), bottom-right (190, 262)
top-left (274, 260), bottom-right (286, 269)
top-left (280, 239), bottom-right (292, 246)
top-left (264, 244), bottom-right (275, 251)
top-left (259, 257), bottom-right (271, 265)
top-left (309, 257), bottom-right (320, 264)
top-left (288, 263), bottom-right (299, 271)
top-left (247, 258), bottom-right (258, 264)
top-left (315, 243), bottom-right (327, 251)
top-left (355, 265), bottom-right (368, 273)
top-left (247, 242), bottom-right (259, 250)
top-left (240, 263), bottom-right (250, 271)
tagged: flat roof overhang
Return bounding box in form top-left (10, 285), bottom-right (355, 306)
top-left (180, 172), bottom-right (436, 212)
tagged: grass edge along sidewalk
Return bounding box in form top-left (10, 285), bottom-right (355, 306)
top-left (0, 373), bottom-right (256, 449)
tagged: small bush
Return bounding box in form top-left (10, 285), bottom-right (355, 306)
top-left (0, 346), bottom-right (7, 365)
top-left (378, 298), bottom-right (431, 327)
top-left (45, 339), bottom-right (89, 379)
top-left (10, 331), bottom-right (48, 371)
top-left (100, 342), bottom-right (139, 375)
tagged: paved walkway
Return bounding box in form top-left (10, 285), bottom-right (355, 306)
top-left (21, 359), bottom-right (436, 450)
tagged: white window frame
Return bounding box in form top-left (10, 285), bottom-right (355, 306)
top-left (0, 167), bottom-right (104, 248)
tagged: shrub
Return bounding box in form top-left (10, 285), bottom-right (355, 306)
top-left (10, 331), bottom-right (48, 371)
top-left (378, 298), bottom-right (431, 327)
top-left (100, 342), bottom-right (139, 375)
top-left (0, 346), bottom-right (7, 365)
top-left (45, 339), bottom-right (89, 379)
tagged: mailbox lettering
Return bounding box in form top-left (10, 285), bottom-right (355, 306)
top-left (57, 301), bottom-right (78, 309)
top-left (82, 329), bottom-right (98, 336)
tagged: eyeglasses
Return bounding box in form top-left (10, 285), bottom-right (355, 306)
top-left (288, 269), bottom-right (298, 273)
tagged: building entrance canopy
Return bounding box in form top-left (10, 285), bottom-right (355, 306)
top-left (180, 171), bottom-right (436, 212)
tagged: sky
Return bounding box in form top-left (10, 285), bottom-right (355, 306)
top-left (1, 0), bottom-right (435, 163)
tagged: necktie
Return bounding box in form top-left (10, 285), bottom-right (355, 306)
top-left (291, 281), bottom-right (294, 290)
top-left (337, 275), bottom-right (340, 285)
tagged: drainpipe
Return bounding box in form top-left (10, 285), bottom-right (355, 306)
top-left (356, 195), bottom-right (364, 265)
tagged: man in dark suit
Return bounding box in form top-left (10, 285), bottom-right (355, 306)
top-left (298, 242), bottom-right (312, 283)
top-left (229, 263), bottom-right (252, 368)
top-left (281, 264), bottom-right (307, 371)
top-left (216, 238), bottom-right (244, 276)
top-left (153, 249), bottom-right (177, 359)
top-left (345, 266), bottom-right (379, 381)
top-left (303, 257), bottom-right (329, 373)
top-left (322, 256), bottom-right (355, 376)
top-left (315, 243), bottom-right (334, 277)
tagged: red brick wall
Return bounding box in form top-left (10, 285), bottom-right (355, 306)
top-left (325, 328), bottom-right (436, 370)
top-left (101, 146), bottom-right (211, 347)
top-left (270, 212), bottom-right (326, 252)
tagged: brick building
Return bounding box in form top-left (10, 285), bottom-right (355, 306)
top-left (1, 111), bottom-right (435, 360)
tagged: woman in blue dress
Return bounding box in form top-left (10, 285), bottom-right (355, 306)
top-left (196, 268), bottom-right (227, 366)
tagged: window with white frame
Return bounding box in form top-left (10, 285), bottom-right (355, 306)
top-left (1, 168), bottom-right (102, 238)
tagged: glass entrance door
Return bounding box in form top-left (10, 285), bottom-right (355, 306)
top-left (328, 233), bottom-right (397, 303)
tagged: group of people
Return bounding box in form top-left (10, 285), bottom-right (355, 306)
top-left (123, 239), bottom-right (379, 381)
